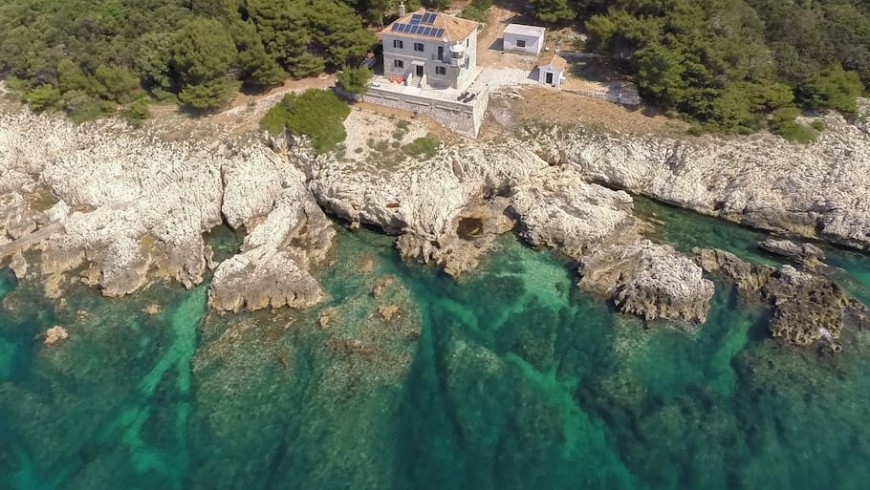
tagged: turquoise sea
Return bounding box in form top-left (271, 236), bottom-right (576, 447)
top-left (1, 200), bottom-right (868, 489)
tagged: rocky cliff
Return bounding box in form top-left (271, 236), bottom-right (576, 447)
top-left (0, 111), bottom-right (332, 309)
top-left (527, 107), bottom-right (870, 252)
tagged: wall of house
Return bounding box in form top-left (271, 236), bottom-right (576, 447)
top-left (504, 33), bottom-right (543, 56)
top-left (382, 28), bottom-right (478, 89)
top-left (363, 84), bottom-right (489, 138)
top-left (538, 65), bottom-right (562, 87)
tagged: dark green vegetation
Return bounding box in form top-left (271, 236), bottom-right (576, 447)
top-left (532, 0), bottom-right (869, 134)
top-left (402, 135), bottom-right (441, 158)
top-left (337, 65), bottom-right (373, 94)
top-left (459, 0), bottom-right (493, 23)
top-left (260, 89), bottom-right (351, 154)
top-left (1, 202), bottom-right (869, 489)
top-left (0, 0), bottom-right (377, 118)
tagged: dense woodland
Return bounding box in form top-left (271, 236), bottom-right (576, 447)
top-left (532, 0), bottom-right (869, 133)
top-left (0, 0), bottom-right (394, 119)
top-left (0, 0), bottom-right (867, 135)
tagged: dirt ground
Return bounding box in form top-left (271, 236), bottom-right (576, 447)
top-left (480, 86), bottom-right (690, 139)
top-left (145, 74), bottom-right (337, 144)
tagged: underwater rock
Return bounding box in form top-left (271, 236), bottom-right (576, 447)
top-left (142, 304), bottom-right (161, 315)
top-left (758, 238), bottom-right (825, 266)
top-left (371, 276), bottom-right (396, 298)
top-left (509, 166), bottom-right (641, 260)
top-left (378, 304), bottom-right (399, 321)
top-left (579, 240), bottom-right (714, 323)
top-left (42, 326), bottom-right (69, 346)
top-left (695, 248), bottom-right (864, 351)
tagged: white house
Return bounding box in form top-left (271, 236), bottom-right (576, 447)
top-left (503, 24), bottom-right (546, 56)
top-left (381, 10), bottom-right (479, 90)
top-left (537, 53), bottom-right (567, 87)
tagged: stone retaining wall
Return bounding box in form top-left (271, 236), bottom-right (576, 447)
top-left (363, 86), bottom-right (488, 138)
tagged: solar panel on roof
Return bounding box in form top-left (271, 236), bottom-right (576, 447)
top-left (391, 23), bottom-right (401, 31)
top-left (421, 12), bottom-right (436, 24)
top-left (400, 23), bottom-right (410, 32)
top-left (433, 28), bottom-right (444, 38)
top-left (410, 14), bottom-right (422, 24)
top-left (422, 27), bottom-right (432, 36)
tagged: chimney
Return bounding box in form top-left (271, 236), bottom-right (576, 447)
top-left (398, 2), bottom-right (406, 17)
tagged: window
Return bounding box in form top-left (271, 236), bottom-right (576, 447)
top-left (393, 59), bottom-right (404, 68)
top-left (393, 40), bottom-right (403, 49)
top-left (414, 42), bottom-right (424, 52)
top-left (516, 39), bottom-right (526, 48)
top-left (435, 66), bottom-right (446, 76)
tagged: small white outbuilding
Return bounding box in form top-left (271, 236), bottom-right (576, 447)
top-left (503, 24), bottom-right (546, 56)
top-left (537, 53), bottom-right (567, 87)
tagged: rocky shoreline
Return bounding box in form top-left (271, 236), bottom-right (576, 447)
top-left (1, 100), bottom-right (868, 351)
top-left (524, 103), bottom-right (870, 252)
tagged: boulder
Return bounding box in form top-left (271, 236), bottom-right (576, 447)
top-left (579, 240), bottom-right (714, 323)
top-left (695, 248), bottom-right (865, 351)
top-left (509, 166), bottom-right (641, 260)
top-left (758, 238), bottom-right (825, 265)
top-left (209, 167), bottom-right (334, 312)
top-left (43, 326), bottom-right (69, 346)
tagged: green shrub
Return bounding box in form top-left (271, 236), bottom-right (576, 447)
top-left (374, 140), bottom-right (390, 152)
top-left (770, 108), bottom-right (818, 144)
top-left (337, 65), bottom-right (373, 95)
top-left (26, 85), bottom-right (62, 112)
top-left (61, 90), bottom-right (113, 123)
top-left (798, 65), bottom-right (864, 118)
top-left (124, 97), bottom-right (151, 127)
top-left (810, 119), bottom-right (827, 132)
top-left (260, 89), bottom-right (351, 154)
top-left (460, 0), bottom-right (493, 23)
top-left (403, 136), bottom-right (440, 158)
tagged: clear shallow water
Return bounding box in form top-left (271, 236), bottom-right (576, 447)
top-left (1, 203), bottom-right (869, 489)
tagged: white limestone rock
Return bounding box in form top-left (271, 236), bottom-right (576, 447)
top-left (509, 166), bottom-right (641, 259)
top-left (532, 111), bottom-right (870, 251)
top-left (297, 141), bottom-right (549, 271)
top-left (579, 240), bottom-right (715, 323)
top-left (209, 167), bottom-right (335, 312)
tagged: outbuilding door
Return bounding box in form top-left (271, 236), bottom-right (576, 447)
top-left (545, 72), bottom-right (554, 85)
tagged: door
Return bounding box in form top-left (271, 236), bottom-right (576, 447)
top-left (416, 65), bottom-right (424, 77)
top-left (437, 46), bottom-right (444, 61)
top-left (545, 71), bottom-right (554, 85)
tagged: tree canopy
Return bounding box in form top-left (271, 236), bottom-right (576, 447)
top-left (0, 0), bottom-right (377, 118)
top-left (533, 0), bottom-right (869, 132)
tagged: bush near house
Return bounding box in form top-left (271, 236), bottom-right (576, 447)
top-left (337, 66), bottom-right (373, 95)
top-left (403, 135), bottom-right (440, 158)
top-left (460, 0), bottom-right (493, 23)
top-left (260, 89), bottom-right (351, 154)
